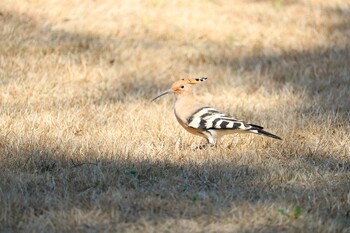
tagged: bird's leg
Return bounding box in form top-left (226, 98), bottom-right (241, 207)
top-left (207, 137), bottom-right (218, 149)
top-left (193, 138), bottom-right (216, 150)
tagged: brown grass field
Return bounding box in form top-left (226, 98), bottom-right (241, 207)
top-left (0, 0), bottom-right (349, 232)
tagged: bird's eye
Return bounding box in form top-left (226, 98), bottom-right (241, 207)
top-left (180, 85), bottom-right (184, 89)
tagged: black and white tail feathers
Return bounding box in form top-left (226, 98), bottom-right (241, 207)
top-left (248, 127), bottom-right (282, 140)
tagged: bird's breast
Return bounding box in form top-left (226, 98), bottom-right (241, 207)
top-left (174, 112), bottom-right (205, 137)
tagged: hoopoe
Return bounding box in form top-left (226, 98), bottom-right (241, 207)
top-left (151, 77), bottom-right (282, 145)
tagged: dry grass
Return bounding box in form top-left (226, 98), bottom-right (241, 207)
top-left (0, 0), bottom-right (349, 232)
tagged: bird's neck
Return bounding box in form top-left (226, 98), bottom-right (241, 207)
top-left (174, 94), bottom-right (204, 123)
top-left (175, 91), bottom-right (193, 99)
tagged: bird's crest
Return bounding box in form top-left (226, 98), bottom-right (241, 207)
top-left (151, 77), bottom-right (208, 102)
top-left (170, 77), bottom-right (208, 92)
top-left (185, 77), bottom-right (208, 85)
top-left (172, 77), bottom-right (208, 88)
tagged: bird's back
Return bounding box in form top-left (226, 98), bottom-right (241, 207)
top-left (186, 106), bottom-right (282, 140)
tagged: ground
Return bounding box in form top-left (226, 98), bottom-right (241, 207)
top-left (0, 0), bottom-right (349, 232)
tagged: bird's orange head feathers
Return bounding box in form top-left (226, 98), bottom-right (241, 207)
top-left (151, 77), bottom-right (208, 102)
top-left (171, 77), bottom-right (207, 93)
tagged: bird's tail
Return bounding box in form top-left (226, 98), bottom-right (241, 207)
top-left (249, 127), bottom-right (282, 140)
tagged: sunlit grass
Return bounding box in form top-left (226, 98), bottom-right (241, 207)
top-left (0, 0), bottom-right (349, 232)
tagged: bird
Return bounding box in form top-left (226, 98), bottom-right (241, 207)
top-left (151, 77), bottom-right (282, 146)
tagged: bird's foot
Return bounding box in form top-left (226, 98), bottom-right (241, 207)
top-left (192, 143), bottom-right (216, 150)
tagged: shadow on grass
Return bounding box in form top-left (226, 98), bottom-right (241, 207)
top-left (1, 7), bottom-right (349, 108)
top-left (0, 145), bottom-right (349, 231)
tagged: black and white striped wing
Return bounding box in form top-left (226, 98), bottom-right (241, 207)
top-left (187, 107), bottom-right (258, 131)
top-left (187, 107), bottom-right (282, 140)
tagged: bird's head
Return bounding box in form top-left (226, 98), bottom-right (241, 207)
top-left (151, 77), bottom-right (207, 102)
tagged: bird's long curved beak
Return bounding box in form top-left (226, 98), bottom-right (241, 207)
top-left (151, 89), bottom-right (172, 102)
